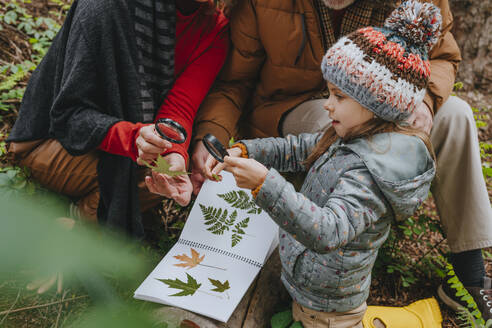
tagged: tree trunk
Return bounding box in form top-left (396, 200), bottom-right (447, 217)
top-left (450, 0), bottom-right (492, 92)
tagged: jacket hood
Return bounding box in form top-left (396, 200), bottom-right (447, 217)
top-left (342, 133), bottom-right (435, 221)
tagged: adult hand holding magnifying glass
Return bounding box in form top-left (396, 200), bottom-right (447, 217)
top-left (136, 118), bottom-right (188, 166)
top-left (137, 118), bottom-right (192, 206)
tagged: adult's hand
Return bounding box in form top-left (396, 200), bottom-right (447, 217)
top-left (136, 124), bottom-right (172, 166)
top-left (145, 152), bottom-right (192, 206)
top-left (190, 141), bottom-right (209, 195)
top-left (407, 102), bottom-right (433, 134)
top-left (223, 156), bottom-right (268, 190)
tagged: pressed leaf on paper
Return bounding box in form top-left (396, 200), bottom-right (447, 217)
top-left (209, 278), bottom-right (230, 293)
top-left (173, 248), bottom-right (227, 271)
top-left (173, 248), bottom-right (205, 269)
top-left (157, 273), bottom-right (201, 297)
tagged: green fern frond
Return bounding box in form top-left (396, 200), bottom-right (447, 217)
top-left (200, 204), bottom-right (236, 235)
top-left (445, 262), bottom-right (486, 327)
top-left (237, 217), bottom-right (249, 229)
top-left (231, 233), bottom-right (242, 247)
top-left (219, 207), bottom-right (228, 224)
top-left (225, 210), bottom-right (237, 226)
top-left (218, 190), bottom-right (262, 214)
top-left (207, 222), bottom-right (228, 235)
top-left (0, 70), bottom-right (27, 91)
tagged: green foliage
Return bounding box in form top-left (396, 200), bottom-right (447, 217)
top-left (0, 62), bottom-right (34, 113)
top-left (231, 217), bottom-right (249, 247)
top-left (208, 278), bottom-right (230, 293)
top-left (0, 166), bottom-right (40, 197)
top-left (158, 273), bottom-right (201, 297)
top-left (0, 1), bottom-right (61, 60)
top-left (199, 203), bottom-right (250, 247)
top-left (0, 182), bottom-right (163, 327)
top-left (200, 204), bottom-right (235, 235)
top-left (218, 190), bottom-right (262, 214)
top-left (0, 69), bottom-right (27, 91)
top-left (444, 263), bottom-right (492, 328)
top-left (49, 0), bottom-right (72, 12)
top-left (0, 0), bottom-right (62, 116)
top-left (375, 214), bottom-right (445, 288)
top-left (270, 310), bottom-right (304, 328)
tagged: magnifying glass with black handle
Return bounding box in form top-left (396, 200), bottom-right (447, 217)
top-left (202, 133), bottom-right (229, 163)
top-left (154, 118), bottom-right (187, 144)
top-left (155, 118), bottom-right (229, 165)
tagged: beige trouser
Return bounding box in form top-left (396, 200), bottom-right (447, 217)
top-left (292, 301), bottom-right (366, 328)
top-left (7, 139), bottom-right (164, 222)
top-left (281, 96), bottom-right (492, 253)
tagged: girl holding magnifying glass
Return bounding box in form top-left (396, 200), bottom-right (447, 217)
top-left (7, 0), bottom-right (229, 237)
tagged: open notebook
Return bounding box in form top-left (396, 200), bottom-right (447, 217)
top-left (134, 171), bottom-right (279, 323)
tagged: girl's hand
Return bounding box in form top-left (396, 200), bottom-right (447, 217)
top-left (204, 147), bottom-right (242, 181)
top-left (223, 156), bottom-right (268, 190)
top-left (136, 125), bottom-right (172, 166)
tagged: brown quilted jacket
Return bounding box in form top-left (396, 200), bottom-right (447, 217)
top-left (194, 0), bottom-right (461, 145)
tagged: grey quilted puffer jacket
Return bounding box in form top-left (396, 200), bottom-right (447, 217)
top-left (240, 132), bottom-right (435, 312)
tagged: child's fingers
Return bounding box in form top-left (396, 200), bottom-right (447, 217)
top-left (211, 162), bottom-right (226, 178)
top-left (224, 156), bottom-right (241, 167)
top-left (204, 155), bottom-right (223, 180)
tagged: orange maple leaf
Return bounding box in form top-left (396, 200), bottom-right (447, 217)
top-left (173, 248), bottom-right (205, 269)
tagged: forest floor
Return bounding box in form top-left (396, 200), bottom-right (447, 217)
top-left (0, 1), bottom-right (491, 327)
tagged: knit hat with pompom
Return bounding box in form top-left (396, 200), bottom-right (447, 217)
top-left (321, 0), bottom-right (442, 123)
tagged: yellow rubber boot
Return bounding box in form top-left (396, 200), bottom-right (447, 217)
top-left (362, 298), bottom-right (443, 328)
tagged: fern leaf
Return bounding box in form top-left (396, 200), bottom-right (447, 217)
top-left (0, 70), bottom-right (27, 91)
top-left (247, 201), bottom-right (262, 214)
top-left (238, 217), bottom-right (249, 229)
top-left (207, 222), bottom-right (224, 235)
top-left (219, 207), bottom-right (228, 223)
top-left (218, 190), bottom-right (262, 214)
top-left (231, 233), bottom-right (242, 247)
top-left (225, 210), bottom-right (237, 226)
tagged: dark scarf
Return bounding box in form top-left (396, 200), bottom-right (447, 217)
top-left (8, 0), bottom-right (176, 238)
top-left (134, 0), bottom-right (175, 123)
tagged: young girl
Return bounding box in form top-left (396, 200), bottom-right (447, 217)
top-left (204, 1), bottom-right (439, 327)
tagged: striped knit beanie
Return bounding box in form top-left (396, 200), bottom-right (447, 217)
top-left (321, 0), bottom-right (442, 123)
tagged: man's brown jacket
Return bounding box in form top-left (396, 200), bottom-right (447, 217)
top-left (194, 0), bottom-right (461, 145)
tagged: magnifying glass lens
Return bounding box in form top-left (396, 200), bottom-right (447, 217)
top-left (156, 122), bottom-right (184, 141)
top-left (154, 118), bottom-right (187, 144)
top-left (202, 133), bottom-right (229, 163)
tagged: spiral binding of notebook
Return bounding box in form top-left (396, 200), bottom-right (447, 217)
top-left (178, 238), bottom-right (263, 268)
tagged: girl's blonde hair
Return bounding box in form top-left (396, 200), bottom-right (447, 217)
top-left (303, 117), bottom-right (436, 168)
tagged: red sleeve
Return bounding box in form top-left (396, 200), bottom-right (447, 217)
top-left (156, 29), bottom-right (229, 166)
top-left (98, 121), bottom-right (147, 162)
top-left (99, 17), bottom-right (229, 164)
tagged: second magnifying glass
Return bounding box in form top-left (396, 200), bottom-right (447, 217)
top-left (154, 118), bottom-right (187, 144)
top-left (202, 133), bottom-right (229, 163)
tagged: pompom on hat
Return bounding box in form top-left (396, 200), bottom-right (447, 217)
top-left (321, 0), bottom-right (442, 123)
